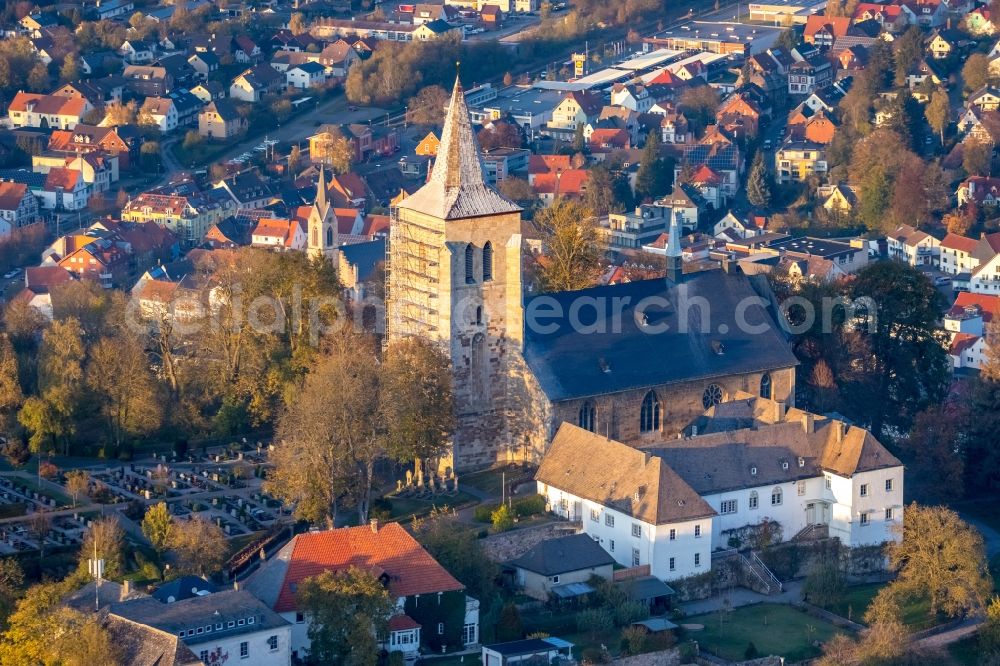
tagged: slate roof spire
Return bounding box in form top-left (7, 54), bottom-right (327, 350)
top-left (666, 209), bottom-right (683, 283)
top-left (396, 75), bottom-right (520, 220)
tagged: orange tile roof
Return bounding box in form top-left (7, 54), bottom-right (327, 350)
top-left (44, 167), bottom-right (81, 191)
top-left (9, 92), bottom-right (86, 117)
top-left (950, 292), bottom-right (1000, 323)
top-left (388, 615), bottom-right (421, 631)
top-left (950, 332), bottom-right (980, 356)
top-left (0, 182), bottom-right (29, 211)
top-left (528, 154), bottom-right (571, 175)
top-left (941, 233), bottom-right (979, 254)
top-left (273, 523), bottom-right (463, 612)
top-left (532, 168), bottom-right (589, 195)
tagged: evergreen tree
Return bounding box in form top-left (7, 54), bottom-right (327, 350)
top-left (572, 123), bottom-right (586, 153)
top-left (746, 152), bottom-right (772, 208)
top-left (635, 131), bottom-right (669, 201)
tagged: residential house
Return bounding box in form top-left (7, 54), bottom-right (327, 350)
top-left (415, 132), bottom-right (440, 156)
top-left (803, 15), bottom-right (853, 47)
top-left (549, 91), bottom-right (603, 133)
top-left (532, 169), bottom-right (589, 204)
top-left (611, 84), bottom-right (652, 113)
top-left (660, 184), bottom-right (702, 229)
top-left (318, 41), bottom-right (360, 78)
top-left (47, 125), bottom-right (136, 170)
top-left (775, 141), bottom-right (827, 183)
top-left (14, 266), bottom-right (74, 319)
top-left (191, 81), bottom-right (226, 103)
top-left (927, 28), bottom-right (969, 59)
top-left (480, 5), bottom-right (503, 29)
top-left (527, 154), bottom-right (572, 185)
top-left (715, 93), bottom-right (762, 141)
top-left (122, 65), bottom-right (173, 97)
top-left (187, 51), bottom-right (220, 80)
top-left (887, 223), bottom-right (940, 266)
top-left (140, 97), bottom-right (178, 133)
top-left (199, 100), bottom-right (247, 140)
top-left (107, 589), bottom-right (292, 666)
top-left (659, 109), bottom-right (691, 144)
top-left (213, 171), bottom-right (275, 210)
top-left (93, 0), bottom-right (134, 20)
top-left (957, 176), bottom-right (1000, 207)
top-left (601, 204), bottom-right (671, 249)
top-left (818, 183), bottom-right (859, 217)
top-left (245, 523), bottom-right (480, 661)
top-left (669, 142), bottom-right (742, 201)
top-left (52, 78), bottom-right (124, 109)
top-left (230, 65), bottom-right (284, 102)
top-left (537, 397), bottom-right (904, 583)
top-left (971, 250), bottom-right (1000, 294)
top-left (234, 35), bottom-right (262, 64)
top-left (122, 190), bottom-right (232, 244)
top-left (939, 232), bottom-right (984, 277)
top-left (0, 181), bottom-right (38, 232)
top-left (506, 534), bottom-right (615, 601)
top-left (481, 147), bottom-right (530, 184)
top-left (8, 93), bottom-right (88, 130)
top-left (713, 210), bottom-right (764, 239)
top-left (966, 6), bottom-right (996, 35)
top-left (789, 55), bottom-right (833, 96)
top-left (120, 39), bottom-right (155, 64)
top-left (250, 217), bottom-right (307, 251)
top-left (970, 86), bottom-right (1000, 113)
top-left (40, 167), bottom-right (88, 210)
top-left (57, 234), bottom-right (129, 288)
top-left (286, 62), bottom-right (327, 89)
top-left (33, 152), bottom-right (118, 194)
top-left (768, 236), bottom-right (869, 273)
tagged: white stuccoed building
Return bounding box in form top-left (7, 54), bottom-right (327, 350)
top-left (535, 394), bottom-right (903, 582)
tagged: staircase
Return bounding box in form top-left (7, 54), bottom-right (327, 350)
top-left (740, 551), bottom-right (784, 595)
top-left (792, 523), bottom-right (830, 542)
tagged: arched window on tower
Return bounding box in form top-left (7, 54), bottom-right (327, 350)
top-left (465, 244), bottom-right (475, 284)
top-left (311, 228), bottom-right (318, 247)
top-left (482, 241), bottom-right (493, 282)
top-left (471, 333), bottom-right (487, 402)
top-left (760, 372), bottom-right (772, 400)
top-left (326, 227), bottom-right (334, 248)
top-left (578, 401), bottom-right (596, 432)
top-left (640, 390), bottom-right (660, 433)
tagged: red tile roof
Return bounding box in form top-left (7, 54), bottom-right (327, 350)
top-left (532, 169), bottom-right (589, 195)
top-left (950, 292), bottom-right (1000, 323)
top-left (44, 167), bottom-right (81, 191)
top-left (528, 154), bottom-right (572, 175)
top-left (8, 92), bottom-right (86, 117)
top-left (690, 164), bottom-right (723, 185)
top-left (273, 523), bottom-right (463, 612)
top-left (0, 182), bottom-right (29, 211)
top-left (950, 332), bottom-right (980, 355)
top-left (941, 233), bottom-right (979, 254)
top-left (388, 615), bottom-right (421, 631)
top-left (362, 214), bottom-right (390, 237)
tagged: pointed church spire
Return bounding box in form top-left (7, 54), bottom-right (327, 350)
top-left (666, 210), bottom-right (683, 283)
top-left (396, 75), bottom-right (520, 220)
top-left (316, 165), bottom-right (328, 212)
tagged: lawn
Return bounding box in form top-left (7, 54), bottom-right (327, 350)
top-left (687, 603), bottom-right (847, 662)
top-left (822, 584), bottom-right (938, 630)
top-left (12, 474), bottom-right (72, 507)
top-left (373, 491), bottom-right (479, 522)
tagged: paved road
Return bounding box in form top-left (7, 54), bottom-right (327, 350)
top-left (913, 617), bottom-right (984, 651)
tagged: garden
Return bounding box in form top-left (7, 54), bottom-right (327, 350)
top-left (685, 603), bottom-right (847, 662)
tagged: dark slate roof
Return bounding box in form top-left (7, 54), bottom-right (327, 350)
top-left (506, 533), bottom-right (615, 576)
top-left (523, 271), bottom-right (798, 402)
top-left (110, 589), bottom-right (289, 644)
top-left (339, 238), bottom-right (385, 283)
top-left (150, 576), bottom-right (218, 603)
top-left (485, 639), bottom-right (565, 657)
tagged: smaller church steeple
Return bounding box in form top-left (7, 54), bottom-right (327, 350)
top-left (308, 165), bottom-right (335, 260)
top-left (315, 165), bottom-right (329, 216)
top-left (666, 210), bottom-right (683, 284)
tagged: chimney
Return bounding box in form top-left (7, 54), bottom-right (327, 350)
top-left (121, 579), bottom-right (132, 600)
top-left (370, 518), bottom-right (379, 533)
top-left (835, 420), bottom-right (845, 443)
top-left (801, 412), bottom-right (814, 434)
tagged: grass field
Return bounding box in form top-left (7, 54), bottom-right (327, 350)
top-left (686, 603), bottom-right (847, 662)
top-left (384, 491), bottom-right (479, 520)
top-left (822, 584), bottom-right (939, 630)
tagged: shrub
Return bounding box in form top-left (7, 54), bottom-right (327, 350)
top-left (620, 625), bottom-right (648, 656)
top-left (491, 504), bottom-right (514, 532)
top-left (496, 604), bottom-right (522, 642)
top-left (576, 608), bottom-right (614, 637)
top-left (803, 557), bottom-right (845, 608)
top-left (474, 503), bottom-right (499, 523)
top-left (613, 600), bottom-right (649, 627)
top-left (647, 630), bottom-right (677, 652)
top-left (744, 642), bottom-right (759, 659)
top-left (677, 641), bottom-right (698, 663)
top-left (580, 646), bottom-right (611, 665)
top-left (512, 494), bottom-right (546, 518)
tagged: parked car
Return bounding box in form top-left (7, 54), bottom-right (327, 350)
top-left (934, 276), bottom-right (952, 286)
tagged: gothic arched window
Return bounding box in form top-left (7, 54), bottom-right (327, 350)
top-left (640, 390), bottom-right (660, 433)
top-left (326, 226), bottom-right (334, 248)
top-left (760, 373), bottom-right (772, 400)
top-left (579, 401), bottom-right (596, 432)
top-left (482, 241), bottom-right (493, 282)
top-left (471, 333), bottom-right (487, 401)
top-left (465, 244), bottom-right (475, 284)
top-left (311, 228), bottom-right (318, 247)
top-left (702, 383), bottom-right (724, 409)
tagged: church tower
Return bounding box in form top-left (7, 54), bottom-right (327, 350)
top-left (388, 76), bottom-right (524, 472)
top-left (307, 166), bottom-right (336, 261)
